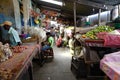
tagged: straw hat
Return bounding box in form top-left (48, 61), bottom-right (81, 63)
top-left (2, 21), bottom-right (12, 26)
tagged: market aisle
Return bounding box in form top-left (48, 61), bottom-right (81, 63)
top-left (33, 46), bottom-right (76, 80)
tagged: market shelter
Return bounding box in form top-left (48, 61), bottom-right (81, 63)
top-left (0, 44), bottom-right (40, 80)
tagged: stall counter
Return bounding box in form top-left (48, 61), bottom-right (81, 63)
top-left (0, 44), bottom-right (40, 80)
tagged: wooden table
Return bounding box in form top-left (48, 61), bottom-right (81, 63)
top-left (0, 44), bottom-right (40, 80)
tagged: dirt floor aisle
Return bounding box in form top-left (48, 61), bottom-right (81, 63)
top-left (33, 46), bottom-right (76, 80)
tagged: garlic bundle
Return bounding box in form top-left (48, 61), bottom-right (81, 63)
top-left (3, 43), bottom-right (12, 60)
top-left (0, 42), bottom-right (13, 62)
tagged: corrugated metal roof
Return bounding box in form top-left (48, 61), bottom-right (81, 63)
top-left (32, 0), bottom-right (120, 18)
top-left (87, 0), bottom-right (120, 5)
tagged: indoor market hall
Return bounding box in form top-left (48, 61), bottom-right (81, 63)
top-left (0, 0), bottom-right (120, 80)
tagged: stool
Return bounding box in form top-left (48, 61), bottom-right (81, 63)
top-left (44, 48), bottom-right (54, 60)
top-left (71, 56), bottom-right (87, 79)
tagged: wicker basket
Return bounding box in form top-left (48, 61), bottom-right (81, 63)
top-left (22, 37), bottom-right (37, 43)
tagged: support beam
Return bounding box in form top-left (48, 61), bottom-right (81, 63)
top-left (76, 0), bottom-right (114, 10)
top-left (73, 1), bottom-right (76, 33)
top-left (41, 5), bottom-right (61, 11)
top-left (98, 9), bottom-right (101, 26)
top-left (73, 0), bottom-right (76, 55)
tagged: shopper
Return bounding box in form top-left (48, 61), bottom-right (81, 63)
top-left (68, 32), bottom-right (75, 55)
top-left (50, 27), bottom-right (55, 37)
top-left (56, 35), bottom-right (63, 47)
top-left (1, 21), bottom-right (22, 46)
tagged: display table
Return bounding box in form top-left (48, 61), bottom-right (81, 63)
top-left (0, 44), bottom-right (40, 80)
top-left (83, 39), bottom-right (104, 47)
top-left (77, 35), bottom-right (120, 48)
top-left (75, 36), bottom-right (117, 79)
top-left (76, 36), bottom-right (104, 47)
top-left (100, 51), bottom-right (120, 80)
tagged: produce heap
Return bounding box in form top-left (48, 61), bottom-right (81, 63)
top-left (82, 26), bottom-right (114, 39)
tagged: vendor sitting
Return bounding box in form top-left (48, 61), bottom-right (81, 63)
top-left (1, 21), bottom-right (22, 46)
top-left (41, 32), bottom-right (54, 51)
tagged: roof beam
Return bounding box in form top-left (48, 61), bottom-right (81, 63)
top-left (41, 5), bottom-right (61, 11)
top-left (76, 0), bottom-right (114, 10)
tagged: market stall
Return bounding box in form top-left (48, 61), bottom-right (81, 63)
top-left (71, 24), bottom-right (120, 79)
top-left (0, 44), bottom-right (40, 80)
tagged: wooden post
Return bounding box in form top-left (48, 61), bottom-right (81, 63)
top-left (74, 1), bottom-right (76, 33)
top-left (73, 0), bottom-right (76, 55)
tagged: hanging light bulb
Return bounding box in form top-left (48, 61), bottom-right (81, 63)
top-left (92, 8), bottom-right (95, 14)
top-left (103, 5), bottom-right (108, 10)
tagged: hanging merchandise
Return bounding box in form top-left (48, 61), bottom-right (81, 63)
top-left (34, 19), bottom-right (39, 24)
top-left (41, 14), bottom-right (46, 19)
top-left (30, 9), bottom-right (40, 17)
top-left (41, 9), bottom-right (58, 17)
top-left (34, 16), bottom-right (41, 25)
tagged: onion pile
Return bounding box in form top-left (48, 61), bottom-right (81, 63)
top-left (12, 46), bottom-right (28, 53)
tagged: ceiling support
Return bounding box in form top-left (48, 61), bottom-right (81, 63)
top-left (73, 1), bottom-right (76, 33)
top-left (41, 5), bottom-right (61, 11)
top-left (98, 8), bottom-right (101, 26)
top-left (73, 0), bottom-right (76, 55)
top-left (76, 0), bottom-right (114, 10)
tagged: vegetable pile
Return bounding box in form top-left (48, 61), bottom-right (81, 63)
top-left (84, 26), bottom-right (114, 39)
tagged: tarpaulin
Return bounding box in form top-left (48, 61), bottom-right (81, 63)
top-left (104, 34), bottom-right (120, 47)
top-left (100, 51), bottom-right (120, 80)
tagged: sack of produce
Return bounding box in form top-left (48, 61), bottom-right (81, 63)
top-left (0, 42), bottom-right (13, 62)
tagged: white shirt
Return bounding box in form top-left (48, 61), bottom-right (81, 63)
top-left (8, 27), bottom-right (21, 43)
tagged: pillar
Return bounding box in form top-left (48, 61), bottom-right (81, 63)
top-left (13, 0), bottom-right (21, 34)
top-left (98, 8), bottom-right (101, 26)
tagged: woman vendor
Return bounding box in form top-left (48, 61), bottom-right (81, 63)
top-left (1, 21), bottom-right (21, 46)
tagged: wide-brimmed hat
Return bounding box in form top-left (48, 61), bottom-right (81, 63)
top-left (2, 21), bottom-right (12, 26)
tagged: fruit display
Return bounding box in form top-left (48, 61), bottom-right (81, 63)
top-left (84, 26), bottom-right (114, 39)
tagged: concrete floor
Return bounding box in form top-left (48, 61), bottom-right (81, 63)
top-left (33, 46), bottom-right (77, 80)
